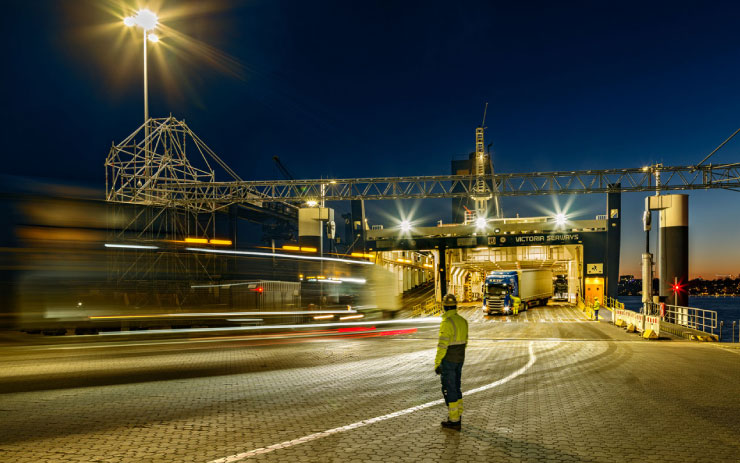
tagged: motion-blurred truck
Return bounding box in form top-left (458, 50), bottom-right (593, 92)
top-left (482, 269), bottom-right (553, 315)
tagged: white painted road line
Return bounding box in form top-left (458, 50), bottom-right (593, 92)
top-left (207, 342), bottom-right (539, 463)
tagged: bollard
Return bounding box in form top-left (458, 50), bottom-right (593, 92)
top-left (719, 320), bottom-right (723, 341)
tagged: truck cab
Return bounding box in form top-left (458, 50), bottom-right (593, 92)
top-left (482, 271), bottom-right (519, 315)
top-left (482, 269), bottom-right (553, 315)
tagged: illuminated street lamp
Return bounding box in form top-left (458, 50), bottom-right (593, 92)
top-left (124, 9), bottom-right (159, 187)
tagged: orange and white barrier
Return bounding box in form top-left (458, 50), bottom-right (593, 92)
top-left (615, 309), bottom-right (660, 339)
top-left (644, 315), bottom-right (661, 338)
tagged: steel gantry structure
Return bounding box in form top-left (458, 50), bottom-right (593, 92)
top-left (144, 162), bottom-right (740, 204)
top-left (106, 117), bottom-right (740, 211)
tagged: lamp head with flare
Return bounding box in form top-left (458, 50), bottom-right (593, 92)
top-left (124, 9), bottom-right (159, 31)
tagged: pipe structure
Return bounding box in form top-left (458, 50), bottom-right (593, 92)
top-left (656, 195), bottom-right (689, 307)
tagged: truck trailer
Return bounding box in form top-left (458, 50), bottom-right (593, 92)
top-left (482, 269), bottom-right (553, 315)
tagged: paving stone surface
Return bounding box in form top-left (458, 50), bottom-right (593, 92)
top-left (0, 304), bottom-right (738, 462)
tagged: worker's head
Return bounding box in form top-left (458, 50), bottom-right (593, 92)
top-left (442, 293), bottom-right (457, 311)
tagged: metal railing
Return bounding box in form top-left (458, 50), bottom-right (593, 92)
top-left (645, 302), bottom-right (718, 335)
top-left (604, 297), bottom-right (624, 311)
top-left (411, 296), bottom-right (443, 318)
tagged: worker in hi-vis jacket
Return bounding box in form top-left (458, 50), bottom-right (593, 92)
top-left (434, 294), bottom-right (469, 430)
top-left (511, 294), bottom-right (522, 315)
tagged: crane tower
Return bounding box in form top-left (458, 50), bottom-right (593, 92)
top-left (470, 104), bottom-right (502, 221)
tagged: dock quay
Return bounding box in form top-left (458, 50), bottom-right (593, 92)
top-left (0, 302), bottom-right (738, 462)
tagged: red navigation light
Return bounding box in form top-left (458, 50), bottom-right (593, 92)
top-left (671, 283), bottom-right (682, 293)
top-left (252, 286), bottom-right (264, 293)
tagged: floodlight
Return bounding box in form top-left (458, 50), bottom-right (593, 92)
top-left (476, 217), bottom-right (486, 229)
top-left (555, 213), bottom-right (567, 226)
top-left (400, 220), bottom-right (411, 232)
top-left (133, 9), bottom-right (158, 31)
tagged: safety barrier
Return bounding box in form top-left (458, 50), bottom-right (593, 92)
top-left (614, 309), bottom-right (645, 332)
top-left (577, 296), bottom-right (623, 321)
top-left (411, 296), bottom-right (443, 317)
top-left (615, 304), bottom-right (721, 341)
top-left (576, 296), bottom-right (593, 319)
top-left (650, 302), bottom-right (716, 334)
top-left (643, 314), bottom-right (661, 338)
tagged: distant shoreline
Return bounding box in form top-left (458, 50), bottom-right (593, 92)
top-left (619, 294), bottom-right (740, 298)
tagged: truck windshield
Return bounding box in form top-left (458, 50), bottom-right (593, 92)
top-left (486, 283), bottom-right (508, 295)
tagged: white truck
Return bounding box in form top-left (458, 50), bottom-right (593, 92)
top-left (482, 269), bottom-right (553, 315)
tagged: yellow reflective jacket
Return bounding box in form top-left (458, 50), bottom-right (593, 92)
top-left (434, 309), bottom-right (469, 367)
top-left (511, 295), bottom-right (521, 309)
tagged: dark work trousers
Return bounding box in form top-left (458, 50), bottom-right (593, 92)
top-left (594, 309), bottom-right (599, 320)
top-left (440, 359), bottom-right (464, 405)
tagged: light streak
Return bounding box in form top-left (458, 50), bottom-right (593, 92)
top-left (185, 247), bottom-right (373, 265)
top-left (95, 317), bottom-right (441, 335)
top-left (337, 277), bottom-right (366, 284)
top-left (190, 282), bottom-right (264, 289)
top-left (312, 315), bottom-right (334, 320)
top-left (339, 314), bottom-right (364, 321)
top-left (88, 310), bottom-right (358, 320)
top-left (104, 243), bottom-right (159, 250)
top-left (184, 237), bottom-right (208, 244)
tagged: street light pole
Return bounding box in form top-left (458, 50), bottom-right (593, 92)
top-left (124, 9), bottom-right (159, 199)
top-left (143, 28), bottom-right (149, 190)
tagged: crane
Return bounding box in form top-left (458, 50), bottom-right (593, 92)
top-left (273, 155), bottom-right (295, 180)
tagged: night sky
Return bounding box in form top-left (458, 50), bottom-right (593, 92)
top-left (2, 0), bottom-right (739, 277)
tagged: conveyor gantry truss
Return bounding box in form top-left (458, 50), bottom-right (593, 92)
top-left (148, 163), bottom-right (740, 203)
top-left (106, 117), bottom-right (740, 209)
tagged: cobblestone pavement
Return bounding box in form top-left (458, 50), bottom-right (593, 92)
top-left (0, 305), bottom-right (738, 462)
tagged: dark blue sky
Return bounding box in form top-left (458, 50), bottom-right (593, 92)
top-left (2, 0), bottom-right (739, 276)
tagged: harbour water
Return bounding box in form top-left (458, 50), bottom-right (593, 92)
top-left (619, 295), bottom-right (740, 342)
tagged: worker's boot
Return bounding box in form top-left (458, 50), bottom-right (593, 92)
top-left (441, 419), bottom-right (461, 430)
top-left (441, 401), bottom-right (461, 430)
